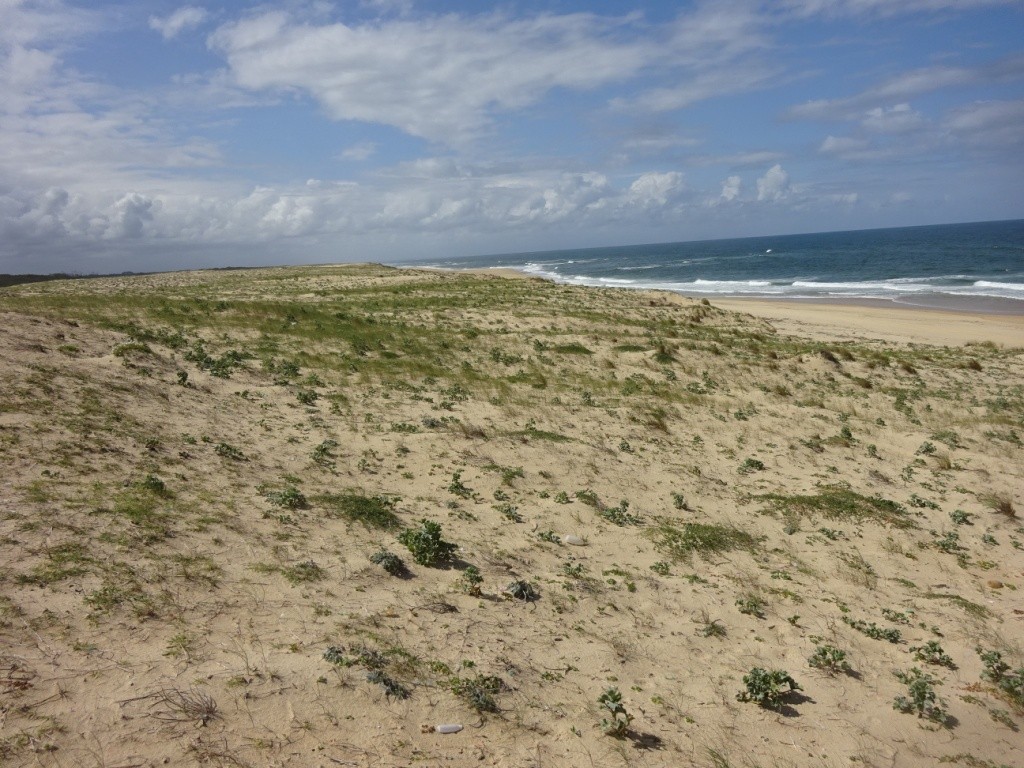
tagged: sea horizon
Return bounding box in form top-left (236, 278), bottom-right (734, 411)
top-left (398, 218), bottom-right (1024, 315)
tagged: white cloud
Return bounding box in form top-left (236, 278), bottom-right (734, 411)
top-left (0, 163), bottom-right (707, 268)
top-left (615, 3), bottom-right (774, 113)
top-left (208, 11), bottom-right (650, 144)
top-left (720, 175), bottom-right (741, 201)
top-left (788, 54), bottom-right (1024, 121)
top-left (113, 192), bottom-right (156, 238)
top-left (817, 134), bottom-right (904, 162)
top-left (207, 4), bottom-right (787, 143)
top-left (0, 0), bottom-right (101, 50)
top-left (782, 0), bottom-right (1013, 17)
top-left (689, 150), bottom-right (785, 168)
top-left (1, 44), bottom-right (57, 88)
top-left (944, 99), bottom-right (1024, 147)
top-left (819, 135), bottom-right (868, 154)
top-left (0, 5), bottom-right (222, 192)
top-left (622, 135), bottom-right (701, 153)
top-left (827, 192), bottom-right (858, 204)
top-left (816, 98), bottom-right (1024, 163)
top-left (756, 164), bottom-right (790, 201)
top-left (668, 1), bottom-right (768, 60)
top-left (621, 64), bottom-right (781, 113)
top-left (790, 65), bottom-right (972, 120)
top-left (862, 103), bottom-right (924, 133)
top-left (627, 171), bottom-right (684, 207)
top-left (150, 6), bottom-right (209, 40)
top-left (338, 142), bottom-right (378, 161)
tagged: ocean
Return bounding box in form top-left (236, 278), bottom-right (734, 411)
top-left (404, 219), bottom-right (1024, 312)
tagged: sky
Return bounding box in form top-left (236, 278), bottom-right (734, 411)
top-left (1, 0), bottom-right (1022, 274)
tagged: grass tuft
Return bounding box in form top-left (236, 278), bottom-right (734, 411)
top-left (316, 492), bottom-right (401, 529)
top-left (648, 522), bottom-right (759, 563)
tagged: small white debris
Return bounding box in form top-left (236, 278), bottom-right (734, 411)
top-left (435, 723), bottom-right (463, 734)
top-left (564, 535), bottom-right (587, 546)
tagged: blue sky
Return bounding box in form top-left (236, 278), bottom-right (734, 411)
top-left (1, 0), bottom-right (1022, 273)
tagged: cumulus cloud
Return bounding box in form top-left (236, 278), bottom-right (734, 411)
top-left (0, 186), bottom-right (70, 245)
top-left (150, 6), bottom-right (209, 40)
top-left (720, 175), bottom-right (741, 201)
top-left (756, 164), bottom-right (790, 201)
top-left (0, 163), bottom-right (707, 268)
top-left (627, 171), bottom-right (684, 207)
top-left (113, 193), bottom-right (155, 238)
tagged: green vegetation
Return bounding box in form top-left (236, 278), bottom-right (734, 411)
top-left (738, 457), bottom-right (765, 474)
top-left (264, 485), bottom-right (307, 509)
top-left (398, 519), bottom-right (457, 566)
top-left (893, 668), bottom-right (947, 723)
top-left (281, 560), bottom-right (326, 584)
top-left (977, 648), bottom-right (1024, 707)
top-left (757, 488), bottom-right (915, 529)
top-left (458, 565), bottom-right (483, 595)
top-left (736, 668), bottom-right (802, 710)
top-left (842, 616), bottom-right (902, 643)
top-left (598, 687), bottom-right (633, 737)
top-left (911, 641), bottom-right (955, 668)
top-left (317, 492), bottom-right (401, 529)
top-left (369, 549), bottom-right (406, 576)
top-left (808, 645), bottom-right (850, 675)
top-left (449, 674), bottom-right (505, 712)
top-left (735, 595), bottom-right (766, 618)
top-left (649, 522), bottom-right (759, 562)
top-left (597, 499), bottom-right (642, 527)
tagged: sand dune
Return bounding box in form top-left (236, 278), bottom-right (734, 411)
top-left (1, 265), bottom-right (1021, 767)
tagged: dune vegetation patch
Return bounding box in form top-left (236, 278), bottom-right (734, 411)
top-left (756, 487), bottom-right (918, 529)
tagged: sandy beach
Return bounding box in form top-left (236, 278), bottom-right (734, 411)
top-left (449, 265), bottom-right (1024, 347)
top-left (1, 264), bottom-right (1021, 768)
top-left (710, 297), bottom-right (1024, 347)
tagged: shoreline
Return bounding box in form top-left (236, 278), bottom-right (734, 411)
top-left (428, 265), bottom-right (1024, 347)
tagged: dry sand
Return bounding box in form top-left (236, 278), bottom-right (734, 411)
top-left (711, 298), bottom-right (1024, 347)
top-left (1, 265), bottom-right (1021, 768)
